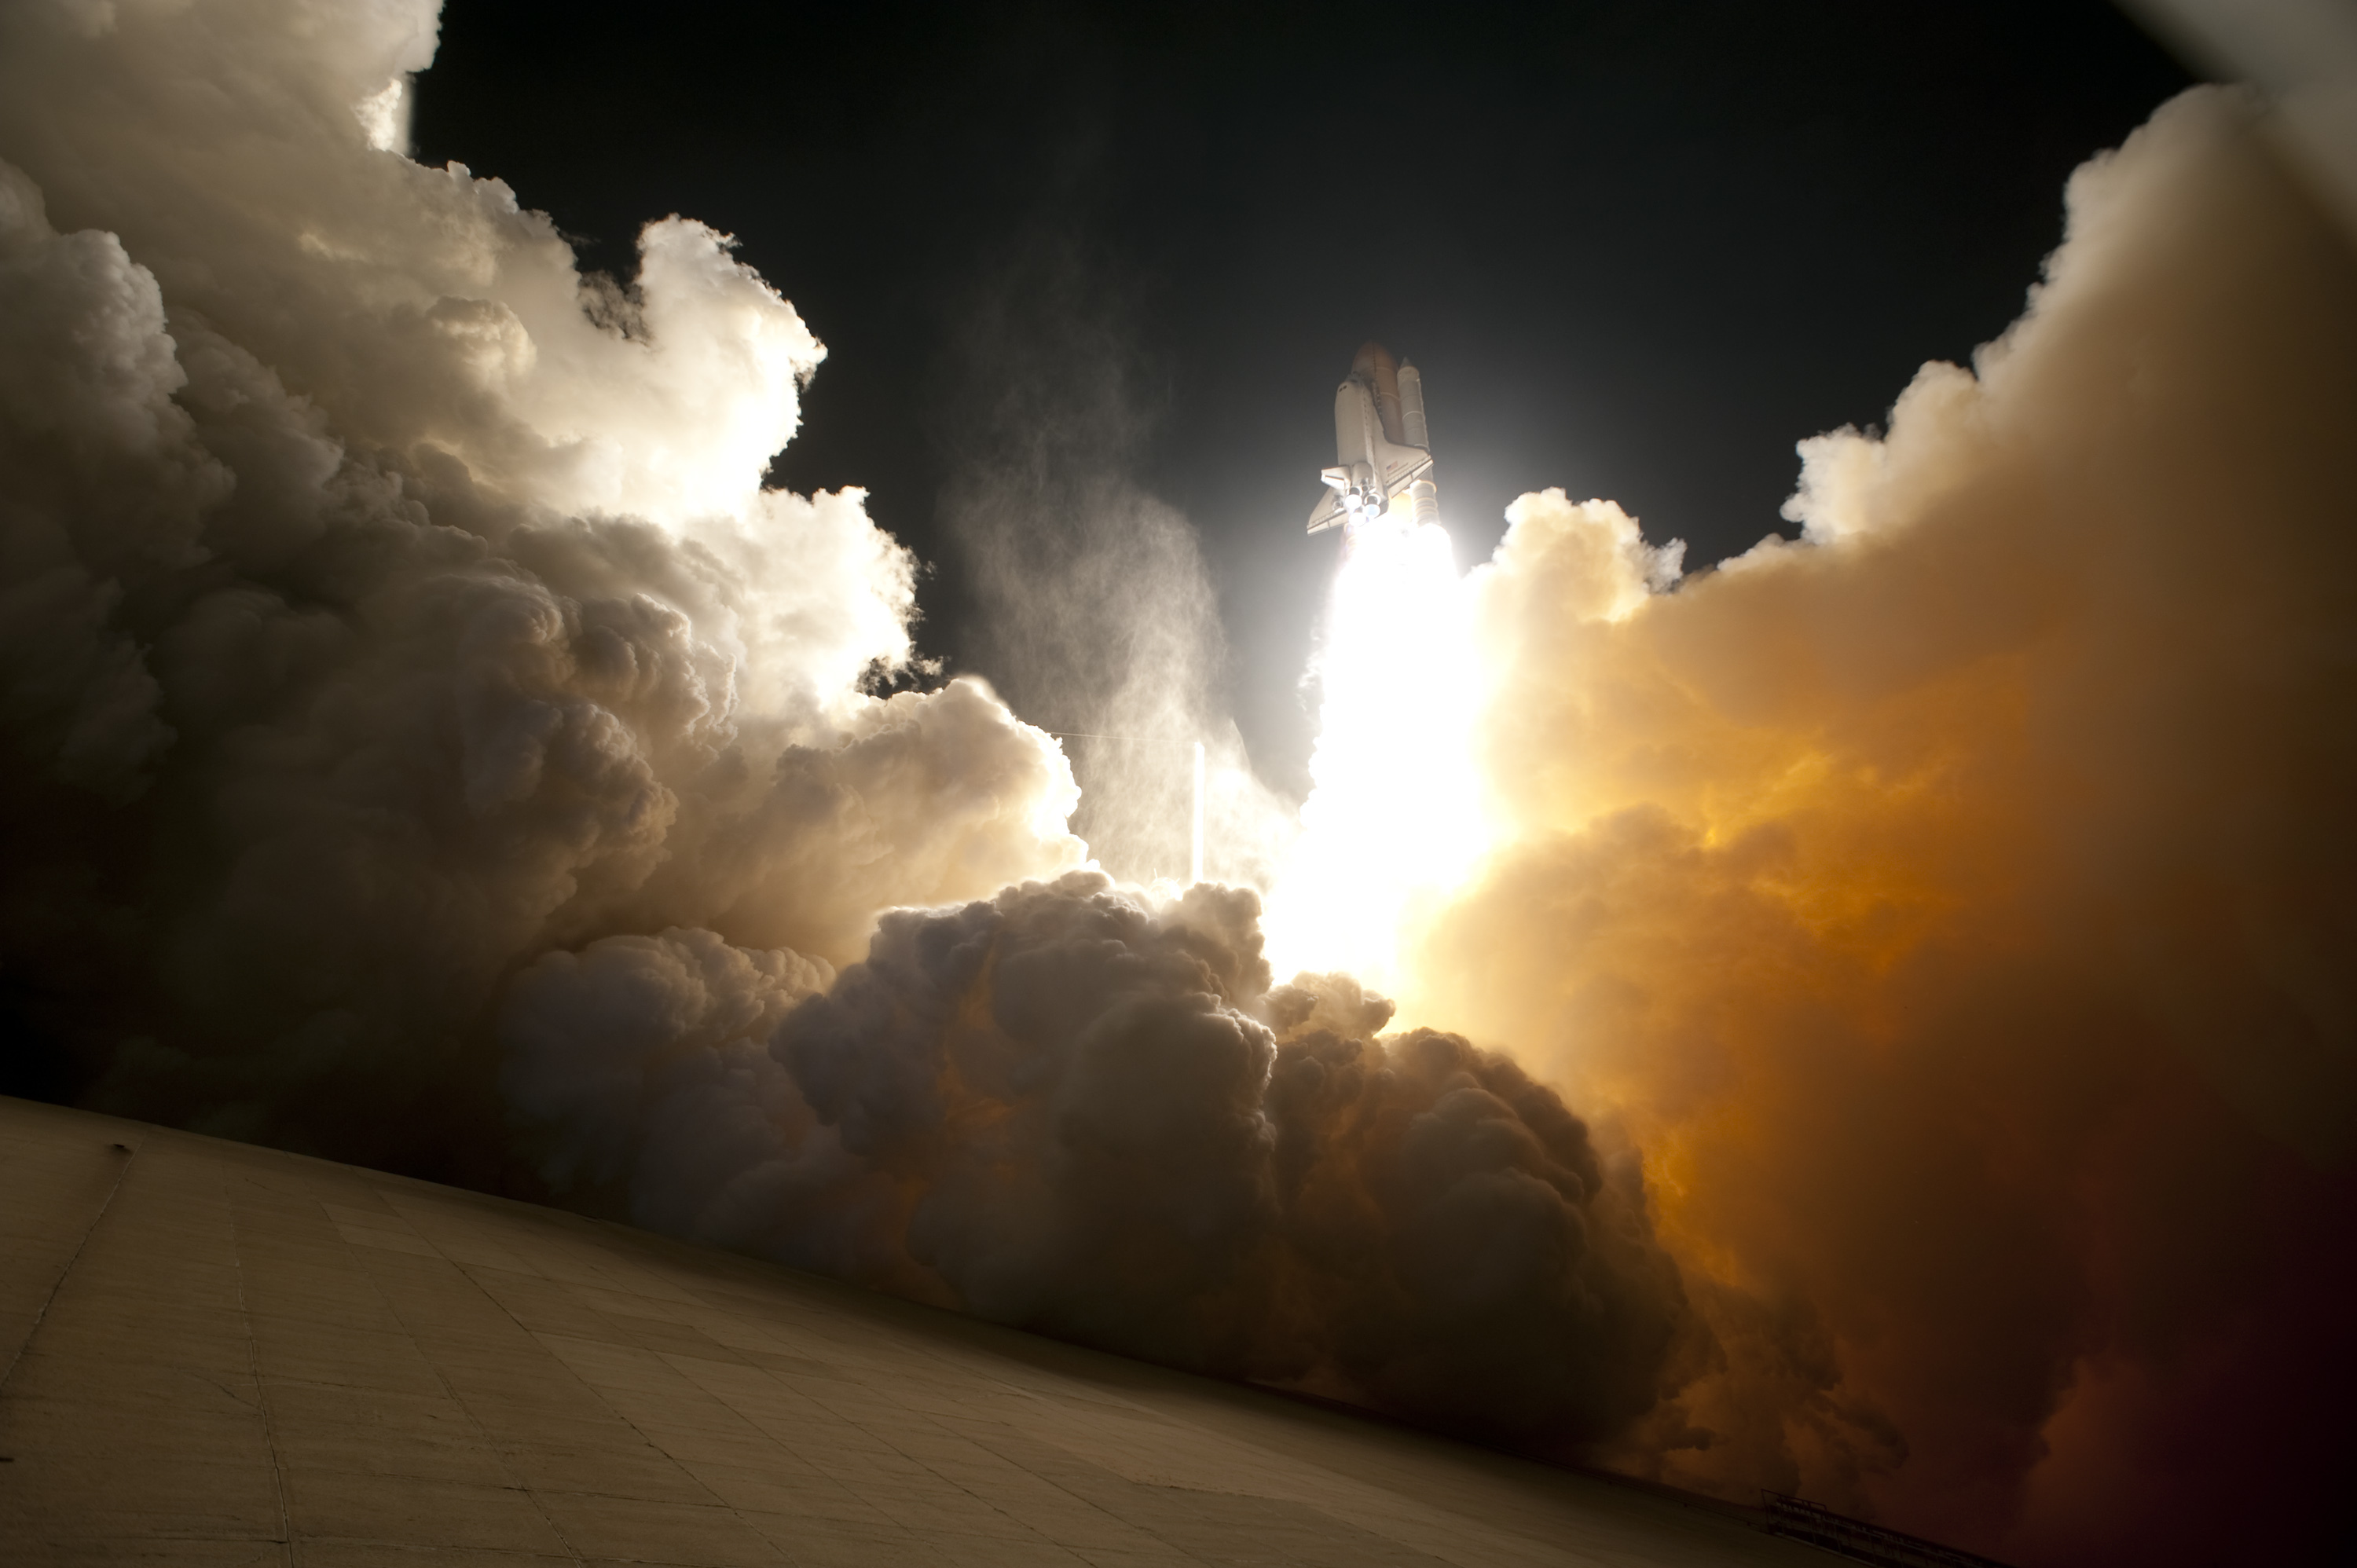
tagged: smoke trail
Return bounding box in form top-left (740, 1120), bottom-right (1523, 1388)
top-left (1397, 89), bottom-right (2357, 1565)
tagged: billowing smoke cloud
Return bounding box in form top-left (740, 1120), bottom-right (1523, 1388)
top-left (0, 0), bottom-right (1688, 1471)
top-left (0, 0), bottom-right (1083, 1165)
top-left (8, 2), bottom-right (2350, 1562)
top-left (515, 869), bottom-right (1691, 1445)
top-left (1399, 90), bottom-right (2357, 1564)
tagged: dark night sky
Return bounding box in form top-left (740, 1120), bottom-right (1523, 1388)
top-left (411, 2), bottom-right (2196, 789)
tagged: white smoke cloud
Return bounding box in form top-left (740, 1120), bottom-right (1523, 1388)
top-left (0, 0), bottom-right (816, 532)
top-left (0, 0), bottom-right (1083, 1167)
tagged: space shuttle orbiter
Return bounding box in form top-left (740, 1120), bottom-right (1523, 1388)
top-left (1307, 341), bottom-right (1436, 534)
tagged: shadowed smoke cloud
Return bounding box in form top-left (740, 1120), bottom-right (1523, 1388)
top-left (522, 870), bottom-right (1694, 1445)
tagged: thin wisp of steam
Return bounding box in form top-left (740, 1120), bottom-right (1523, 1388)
top-left (933, 231), bottom-right (1294, 892)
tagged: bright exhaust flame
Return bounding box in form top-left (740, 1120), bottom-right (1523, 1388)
top-left (1261, 504), bottom-right (1490, 1000)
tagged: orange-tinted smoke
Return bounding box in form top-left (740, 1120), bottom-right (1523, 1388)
top-left (1405, 88), bottom-right (2357, 1565)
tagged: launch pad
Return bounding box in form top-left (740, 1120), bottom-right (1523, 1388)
top-left (1, 1096), bottom-right (1829, 1566)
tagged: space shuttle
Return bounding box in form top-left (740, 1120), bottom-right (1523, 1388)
top-left (1307, 341), bottom-right (1436, 534)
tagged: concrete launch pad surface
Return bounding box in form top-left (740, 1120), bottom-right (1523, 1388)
top-left (2, 1096), bottom-right (1823, 1567)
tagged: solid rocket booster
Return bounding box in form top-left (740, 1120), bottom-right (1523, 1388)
top-left (1307, 341), bottom-right (1436, 533)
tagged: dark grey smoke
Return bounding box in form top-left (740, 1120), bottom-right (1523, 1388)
top-left (769, 871), bottom-right (1694, 1446)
